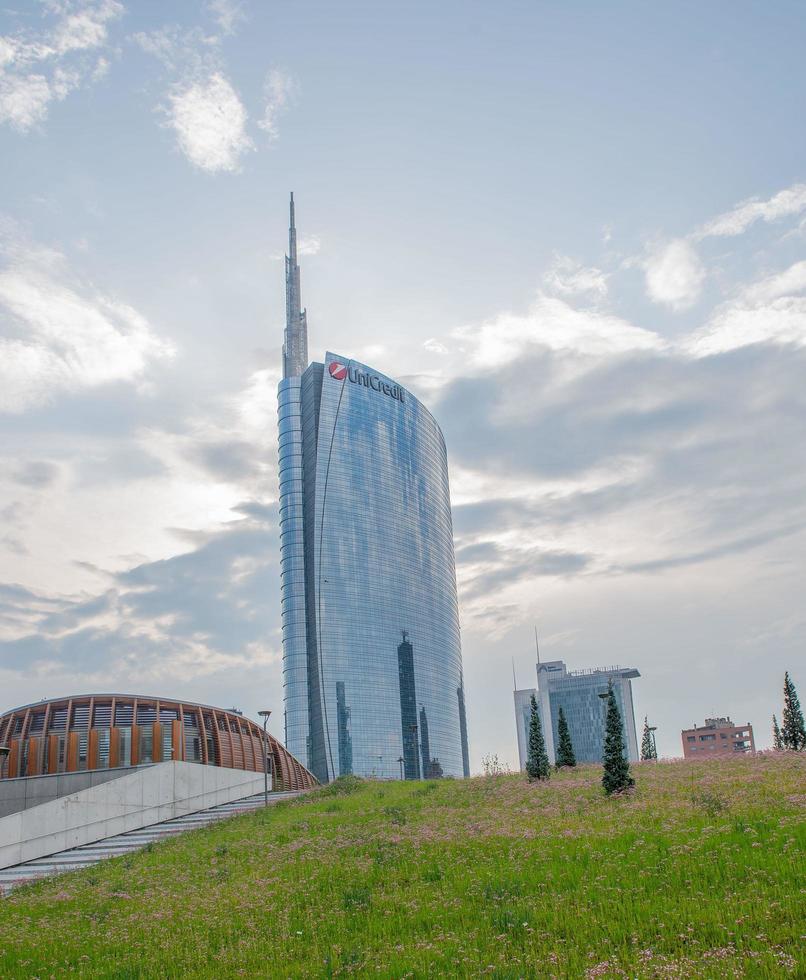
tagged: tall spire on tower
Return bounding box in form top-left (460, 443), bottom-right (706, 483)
top-left (283, 192), bottom-right (308, 378)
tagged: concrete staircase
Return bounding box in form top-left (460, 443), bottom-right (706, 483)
top-left (0, 790), bottom-right (301, 895)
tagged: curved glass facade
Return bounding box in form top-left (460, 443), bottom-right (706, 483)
top-left (279, 353), bottom-right (469, 782)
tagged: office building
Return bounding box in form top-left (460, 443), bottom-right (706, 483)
top-left (278, 195), bottom-right (469, 782)
top-left (515, 660), bottom-right (640, 768)
top-left (681, 718), bottom-right (755, 758)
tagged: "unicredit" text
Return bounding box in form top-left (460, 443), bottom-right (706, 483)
top-left (346, 365), bottom-right (405, 403)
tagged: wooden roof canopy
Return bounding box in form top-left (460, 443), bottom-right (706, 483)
top-left (0, 694), bottom-right (317, 791)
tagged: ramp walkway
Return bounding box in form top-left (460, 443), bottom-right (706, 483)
top-left (0, 789), bottom-right (301, 894)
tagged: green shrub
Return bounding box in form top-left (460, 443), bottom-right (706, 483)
top-left (315, 775), bottom-right (365, 797)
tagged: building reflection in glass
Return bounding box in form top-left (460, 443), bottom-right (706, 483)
top-left (458, 682), bottom-right (470, 778)
top-left (419, 704), bottom-right (431, 778)
top-left (397, 632), bottom-right (420, 780)
top-left (336, 681), bottom-right (353, 776)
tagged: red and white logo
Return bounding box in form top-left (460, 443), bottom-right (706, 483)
top-left (328, 361), bottom-right (348, 381)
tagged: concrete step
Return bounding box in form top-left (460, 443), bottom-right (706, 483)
top-left (0, 789), bottom-right (304, 895)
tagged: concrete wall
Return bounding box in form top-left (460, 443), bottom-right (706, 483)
top-left (0, 767), bottom-right (148, 819)
top-left (0, 761), bottom-right (268, 870)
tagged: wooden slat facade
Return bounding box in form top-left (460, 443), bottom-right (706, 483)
top-left (0, 695), bottom-right (316, 791)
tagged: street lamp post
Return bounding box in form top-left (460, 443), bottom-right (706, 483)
top-left (258, 710), bottom-right (272, 807)
top-left (648, 725), bottom-right (658, 760)
top-left (397, 755), bottom-right (405, 780)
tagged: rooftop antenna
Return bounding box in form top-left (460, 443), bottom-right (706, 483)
top-left (511, 657), bottom-right (517, 692)
top-left (534, 624), bottom-right (541, 665)
top-left (283, 191), bottom-right (308, 379)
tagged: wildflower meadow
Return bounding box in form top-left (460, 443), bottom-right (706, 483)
top-left (0, 752), bottom-right (803, 978)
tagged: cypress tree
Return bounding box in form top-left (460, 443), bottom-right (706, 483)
top-left (602, 682), bottom-right (634, 795)
top-left (640, 716), bottom-right (656, 761)
top-left (781, 672), bottom-right (806, 751)
top-left (555, 706), bottom-right (576, 768)
top-left (772, 715), bottom-right (783, 751)
top-left (526, 694), bottom-right (550, 781)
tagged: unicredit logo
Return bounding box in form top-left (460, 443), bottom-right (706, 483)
top-left (327, 359), bottom-right (404, 404)
top-left (329, 361), bottom-right (348, 381)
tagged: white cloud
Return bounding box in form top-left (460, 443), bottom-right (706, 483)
top-left (235, 367), bottom-right (281, 436)
top-left (0, 0), bottom-right (122, 132)
top-left (167, 72), bottom-right (253, 173)
top-left (53, 1), bottom-right (122, 55)
top-left (132, 24), bottom-right (220, 73)
top-left (696, 183), bottom-right (806, 239)
top-left (0, 72), bottom-right (52, 130)
top-left (628, 182), bottom-right (806, 314)
top-left (452, 293), bottom-right (664, 369)
top-left (91, 55), bottom-right (110, 82)
top-left (0, 240), bottom-right (174, 413)
top-left (424, 338), bottom-right (449, 354)
top-left (207, 0), bottom-right (245, 36)
top-left (544, 254), bottom-right (608, 299)
top-left (740, 260), bottom-right (806, 305)
top-left (258, 68), bottom-right (293, 138)
top-left (683, 260), bottom-right (806, 356)
top-left (132, 27), bottom-right (186, 68)
top-left (297, 235), bottom-right (320, 256)
top-left (644, 238), bottom-right (705, 311)
top-left (687, 297), bottom-right (806, 356)
top-left (136, 27), bottom-right (293, 171)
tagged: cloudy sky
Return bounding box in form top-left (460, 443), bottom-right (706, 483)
top-left (1, 0), bottom-right (804, 765)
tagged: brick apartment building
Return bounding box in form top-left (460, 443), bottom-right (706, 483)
top-left (681, 717), bottom-right (755, 758)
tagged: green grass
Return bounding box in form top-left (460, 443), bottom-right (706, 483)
top-left (1, 754), bottom-right (804, 978)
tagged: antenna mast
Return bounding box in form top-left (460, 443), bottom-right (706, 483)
top-left (282, 192), bottom-right (309, 378)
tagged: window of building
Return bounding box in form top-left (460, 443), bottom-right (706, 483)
top-left (136, 704), bottom-right (156, 726)
top-left (93, 703), bottom-right (112, 728)
top-left (97, 729), bottom-right (110, 769)
top-left (73, 704), bottom-right (90, 731)
top-left (49, 707), bottom-right (68, 732)
top-left (115, 703), bottom-right (134, 727)
top-left (119, 728), bottom-right (132, 767)
top-left (139, 727), bottom-right (153, 764)
top-left (162, 724), bottom-right (173, 761)
top-left (687, 736), bottom-right (695, 742)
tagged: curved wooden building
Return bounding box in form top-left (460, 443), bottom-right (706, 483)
top-left (0, 695), bottom-right (317, 791)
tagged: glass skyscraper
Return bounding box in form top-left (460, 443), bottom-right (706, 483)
top-left (515, 660), bottom-right (640, 768)
top-left (278, 196), bottom-right (469, 782)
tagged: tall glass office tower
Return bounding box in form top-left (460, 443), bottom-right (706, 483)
top-left (278, 196), bottom-right (469, 782)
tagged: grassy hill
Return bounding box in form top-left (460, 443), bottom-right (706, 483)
top-left (0, 753), bottom-right (804, 978)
